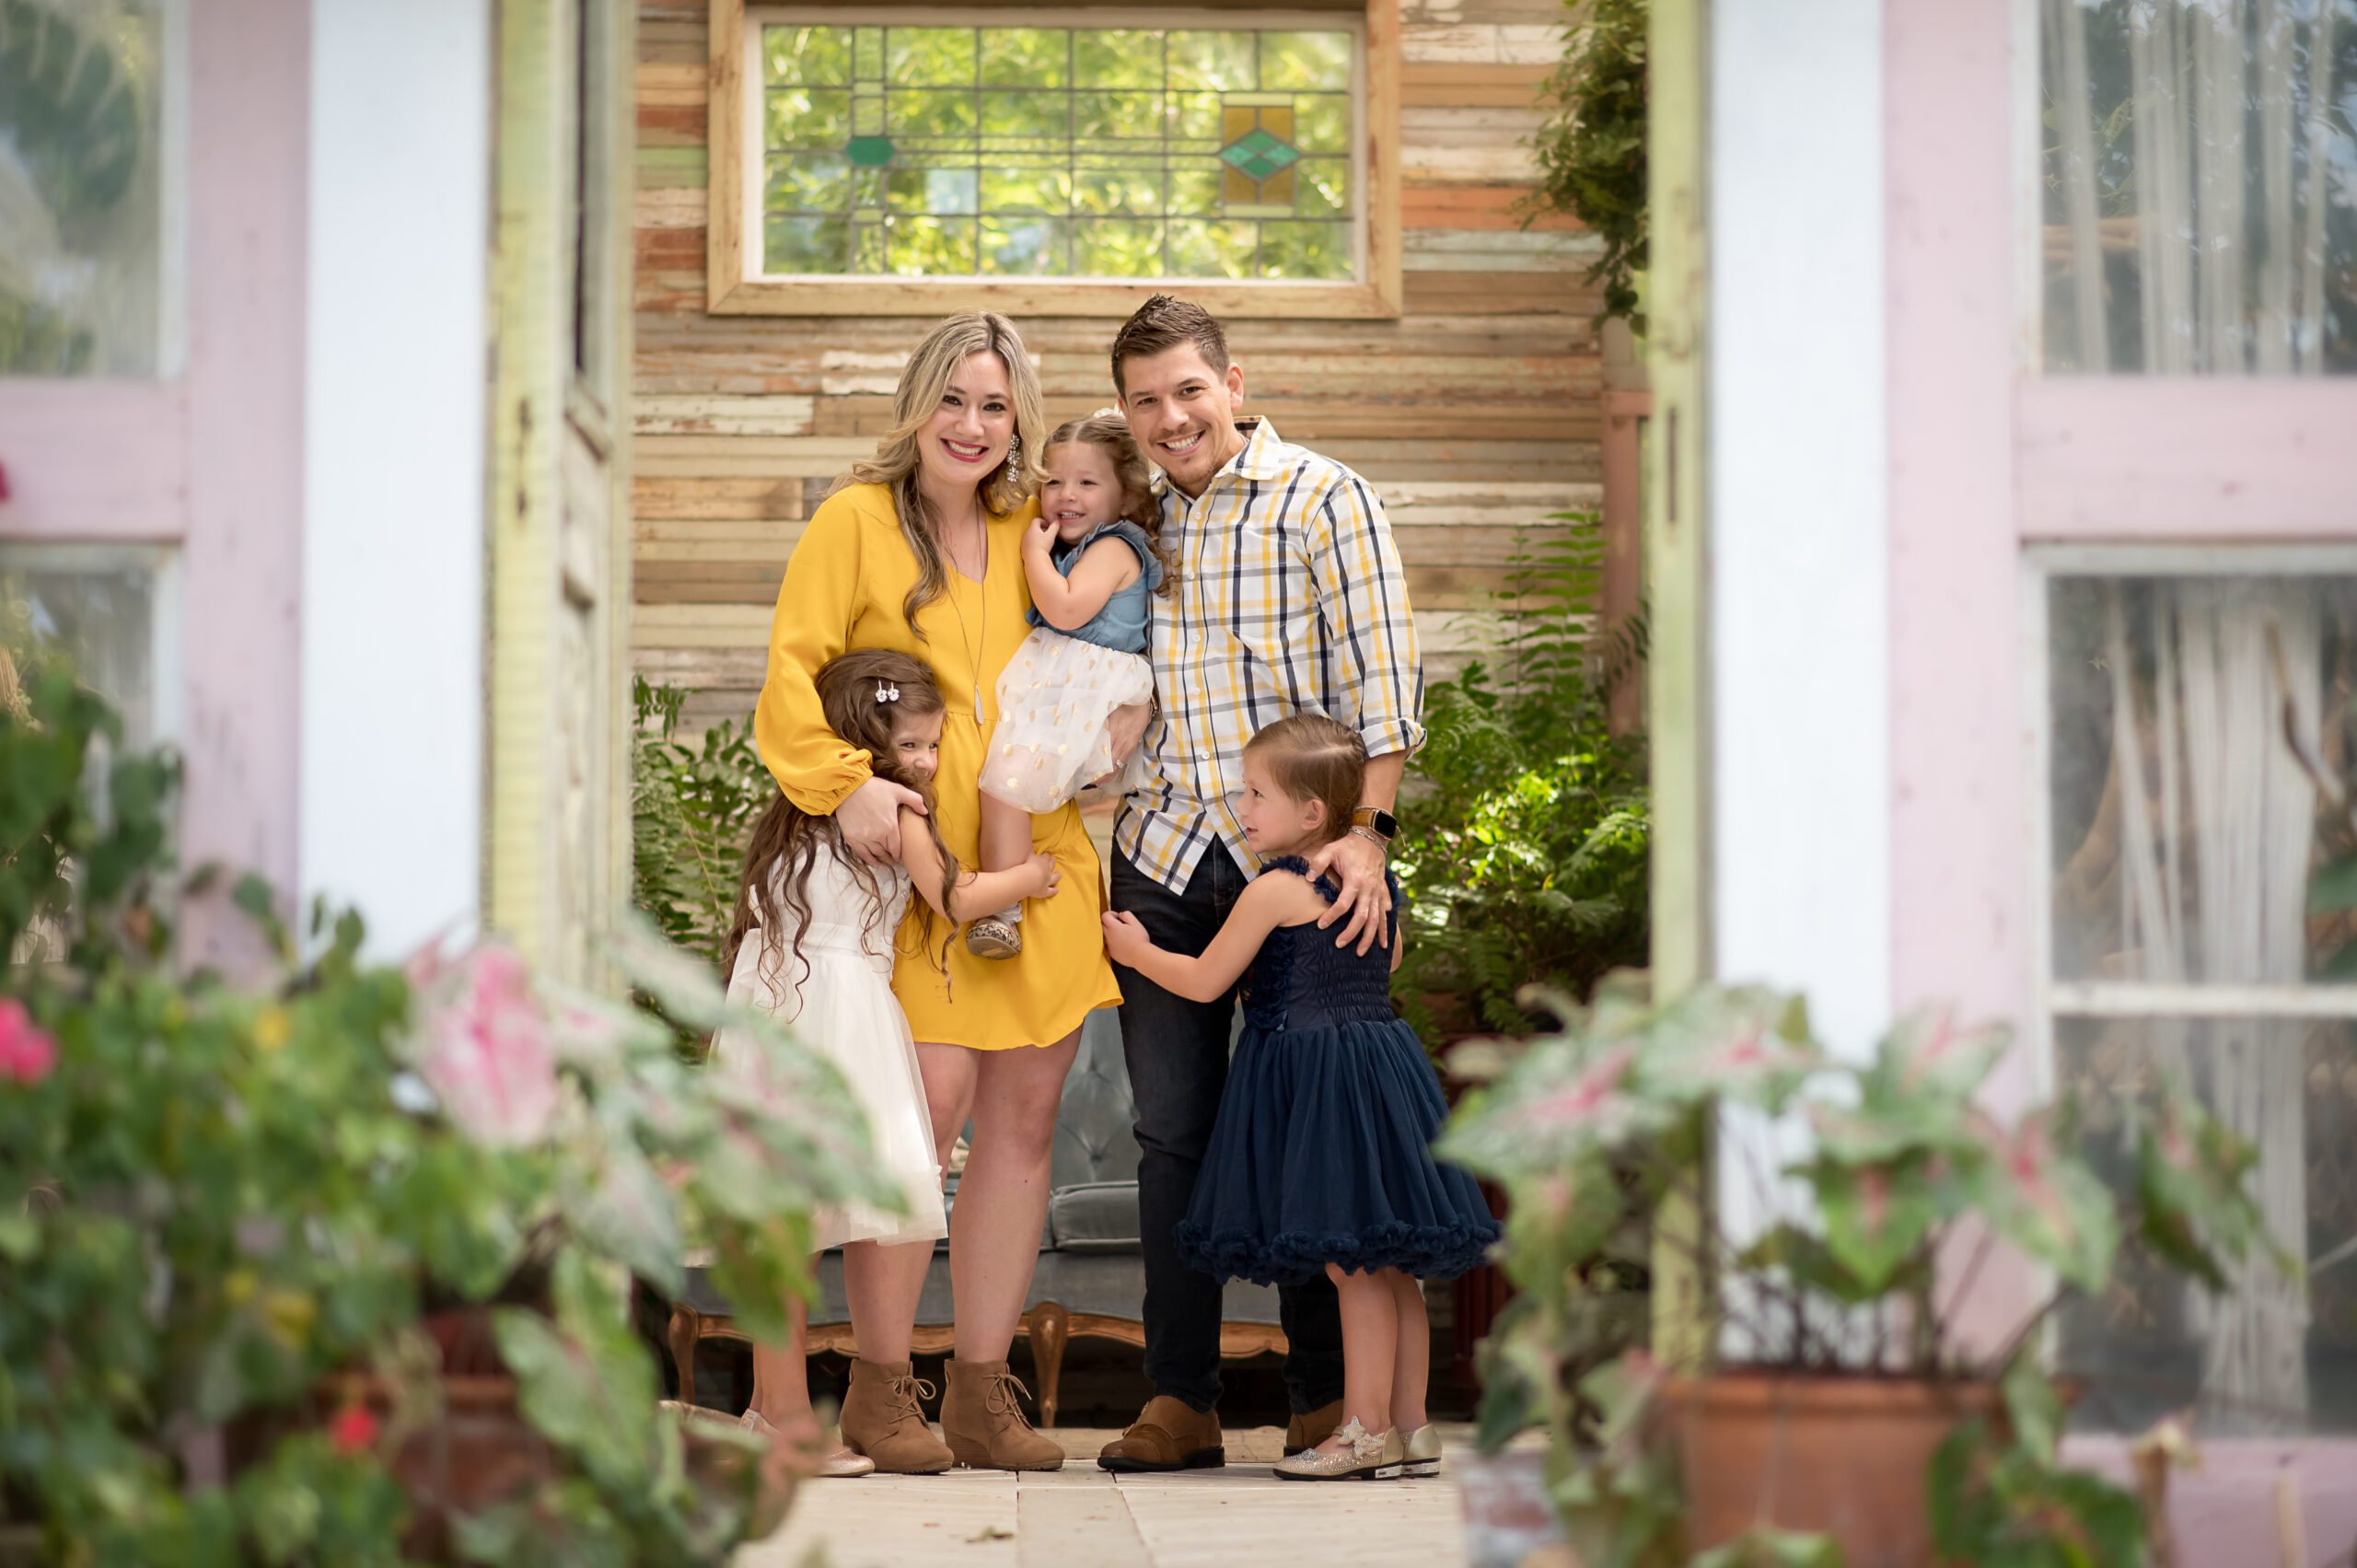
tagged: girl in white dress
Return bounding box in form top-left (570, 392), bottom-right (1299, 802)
top-left (714, 648), bottom-right (1061, 1474)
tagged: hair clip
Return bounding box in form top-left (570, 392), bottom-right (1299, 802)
top-left (876, 683), bottom-right (900, 704)
top-left (1091, 406), bottom-right (1120, 420)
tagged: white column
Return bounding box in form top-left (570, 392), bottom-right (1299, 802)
top-left (1707, 0), bottom-right (1891, 1247)
top-left (300, 0), bottom-right (492, 956)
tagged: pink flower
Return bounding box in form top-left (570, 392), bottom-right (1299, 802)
top-left (413, 943), bottom-right (559, 1147)
top-left (329, 1403), bottom-right (378, 1456)
top-left (0, 999), bottom-right (58, 1086)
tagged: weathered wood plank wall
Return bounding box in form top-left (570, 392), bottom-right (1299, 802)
top-left (632, 0), bottom-right (1601, 732)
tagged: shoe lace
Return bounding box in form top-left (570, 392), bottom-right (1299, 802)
top-left (984, 1370), bottom-right (1037, 1427)
top-left (888, 1374), bottom-right (936, 1431)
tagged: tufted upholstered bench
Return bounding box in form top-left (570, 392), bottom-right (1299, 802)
top-left (667, 1008), bottom-right (1286, 1425)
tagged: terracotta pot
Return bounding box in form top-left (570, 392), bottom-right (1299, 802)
top-left (1660, 1372), bottom-right (2004, 1567)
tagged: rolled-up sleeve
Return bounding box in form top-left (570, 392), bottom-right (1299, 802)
top-left (753, 495), bottom-right (874, 814)
top-left (1305, 474), bottom-right (1424, 760)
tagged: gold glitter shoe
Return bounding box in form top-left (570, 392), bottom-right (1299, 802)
top-left (1271, 1418), bottom-right (1404, 1481)
top-left (965, 917), bottom-right (1021, 959)
top-left (1402, 1423), bottom-right (1443, 1477)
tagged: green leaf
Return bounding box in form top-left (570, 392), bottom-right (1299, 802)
top-left (1801, 1156), bottom-right (1945, 1295)
top-left (2308, 854), bottom-right (2357, 912)
top-left (1691, 1528), bottom-right (1843, 1568)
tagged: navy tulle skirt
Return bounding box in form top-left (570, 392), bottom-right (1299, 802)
top-left (1172, 1016), bottom-right (1501, 1287)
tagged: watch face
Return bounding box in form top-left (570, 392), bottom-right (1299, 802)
top-left (1355, 807), bottom-right (1398, 839)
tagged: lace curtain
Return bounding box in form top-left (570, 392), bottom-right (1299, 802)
top-left (2042, 0), bottom-right (2355, 375)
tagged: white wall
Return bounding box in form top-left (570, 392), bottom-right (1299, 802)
top-left (300, 0), bottom-right (491, 956)
top-left (1707, 0), bottom-right (1891, 1245)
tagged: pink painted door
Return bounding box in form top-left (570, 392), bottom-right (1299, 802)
top-left (0, 0), bottom-right (307, 937)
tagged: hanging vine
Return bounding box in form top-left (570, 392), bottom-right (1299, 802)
top-left (1525, 0), bottom-right (1649, 332)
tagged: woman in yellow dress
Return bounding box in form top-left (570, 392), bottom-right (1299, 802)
top-left (752, 312), bottom-right (1122, 1473)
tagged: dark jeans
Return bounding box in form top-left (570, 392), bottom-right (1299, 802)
top-left (1110, 848), bottom-right (1346, 1417)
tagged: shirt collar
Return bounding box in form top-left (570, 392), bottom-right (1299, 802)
top-left (1151, 417), bottom-right (1286, 502)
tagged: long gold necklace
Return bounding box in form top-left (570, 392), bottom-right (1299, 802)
top-left (941, 506), bottom-right (988, 715)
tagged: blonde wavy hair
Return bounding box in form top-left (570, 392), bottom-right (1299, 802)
top-left (846, 311), bottom-right (1048, 633)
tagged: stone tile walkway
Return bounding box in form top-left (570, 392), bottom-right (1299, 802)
top-left (736, 1423), bottom-right (1480, 1568)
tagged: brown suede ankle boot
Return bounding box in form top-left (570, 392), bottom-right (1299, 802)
top-left (838, 1359), bottom-right (953, 1474)
top-left (938, 1358), bottom-right (1064, 1471)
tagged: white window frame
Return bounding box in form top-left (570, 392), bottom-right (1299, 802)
top-left (705, 0), bottom-right (1402, 319)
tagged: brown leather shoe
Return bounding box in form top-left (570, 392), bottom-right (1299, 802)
top-left (1283, 1398), bottom-right (1347, 1457)
top-left (838, 1358), bottom-right (953, 1474)
top-left (938, 1358), bottom-right (1064, 1471)
top-left (1097, 1394), bottom-right (1225, 1472)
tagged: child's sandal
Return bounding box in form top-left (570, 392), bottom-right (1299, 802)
top-left (965, 917), bottom-right (1022, 959)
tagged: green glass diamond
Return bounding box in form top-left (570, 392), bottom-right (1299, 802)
top-left (1217, 127), bottom-right (1300, 183)
top-left (846, 134), bottom-right (897, 168)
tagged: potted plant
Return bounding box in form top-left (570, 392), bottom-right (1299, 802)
top-left (0, 669), bottom-right (900, 1564)
top-left (1439, 976), bottom-right (2284, 1567)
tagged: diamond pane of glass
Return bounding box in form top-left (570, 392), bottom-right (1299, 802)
top-left (887, 28), bottom-right (976, 86)
top-left (765, 25), bottom-right (851, 86)
top-left (758, 20), bottom-right (1358, 281)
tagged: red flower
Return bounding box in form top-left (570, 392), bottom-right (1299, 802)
top-left (329, 1403), bottom-right (379, 1456)
top-left (0, 999), bottom-right (58, 1086)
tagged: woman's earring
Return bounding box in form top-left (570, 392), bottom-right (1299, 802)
top-left (1004, 436), bottom-right (1022, 482)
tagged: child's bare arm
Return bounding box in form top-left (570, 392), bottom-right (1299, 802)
top-left (1023, 528), bottom-right (1143, 633)
top-left (1100, 873), bottom-right (1324, 1002)
top-left (898, 807), bottom-right (1061, 921)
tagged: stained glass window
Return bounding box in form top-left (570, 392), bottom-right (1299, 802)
top-left (758, 17), bottom-right (1359, 282)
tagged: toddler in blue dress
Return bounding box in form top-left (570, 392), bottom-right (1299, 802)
top-left (1100, 714), bottom-right (1500, 1482)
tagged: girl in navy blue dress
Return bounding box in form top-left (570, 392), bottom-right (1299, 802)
top-left (1100, 714), bottom-right (1500, 1482)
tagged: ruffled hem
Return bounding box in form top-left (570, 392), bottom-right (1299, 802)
top-left (1174, 1219), bottom-right (1496, 1287)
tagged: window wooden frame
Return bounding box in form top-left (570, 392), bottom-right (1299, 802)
top-left (705, 0), bottom-right (1401, 318)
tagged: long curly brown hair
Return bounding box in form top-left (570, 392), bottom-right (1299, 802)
top-left (724, 650), bottom-right (960, 1000)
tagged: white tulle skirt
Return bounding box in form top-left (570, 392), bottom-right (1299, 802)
top-left (981, 626), bottom-right (1155, 814)
top-left (713, 935), bottom-right (947, 1252)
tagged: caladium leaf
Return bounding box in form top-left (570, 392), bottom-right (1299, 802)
top-left (1960, 1108), bottom-right (2119, 1294)
top-left (2133, 1086), bottom-right (2293, 1291)
top-left (1796, 1155), bottom-right (1946, 1295)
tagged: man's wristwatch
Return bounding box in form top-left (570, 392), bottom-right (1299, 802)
top-left (1351, 807), bottom-right (1398, 842)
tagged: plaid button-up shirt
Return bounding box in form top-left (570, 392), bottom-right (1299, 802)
top-left (1114, 418), bottom-right (1424, 892)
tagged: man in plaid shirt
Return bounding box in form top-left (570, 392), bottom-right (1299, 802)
top-left (1093, 296), bottom-right (1424, 1474)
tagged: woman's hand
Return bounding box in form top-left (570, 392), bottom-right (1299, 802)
top-left (1100, 909), bottom-right (1153, 966)
top-left (1027, 851), bottom-right (1063, 900)
top-left (837, 775), bottom-right (925, 865)
top-left (1306, 830), bottom-right (1391, 956)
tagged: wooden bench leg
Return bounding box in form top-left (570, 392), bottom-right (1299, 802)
top-left (1025, 1301), bottom-right (1070, 1429)
top-left (667, 1303), bottom-right (703, 1407)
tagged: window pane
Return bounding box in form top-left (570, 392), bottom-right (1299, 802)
top-left (2, 0), bottom-right (176, 377)
top-left (980, 27), bottom-right (1065, 87)
top-left (2046, 575), bottom-right (2357, 985)
top-left (754, 17), bottom-right (1361, 283)
top-left (1260, 31), bottom-right (1352, 91)
top-left (1168, 30), bottom-right (1257, 90)
top-left (765, 214), bottom-right (850, 272)
top-left (1074, 29), bottom-right (1163, 89)
top-left (887, 27), bottom-right (975, 87)
top-left (2053, 1016), bottom-right (2355, 1434)
top-left (0, 546), bottom-right (172, 749)
top-left (2039, 0), bottom-right (2357, 374)
top-left (763, 24), bottom-right (851, 86)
